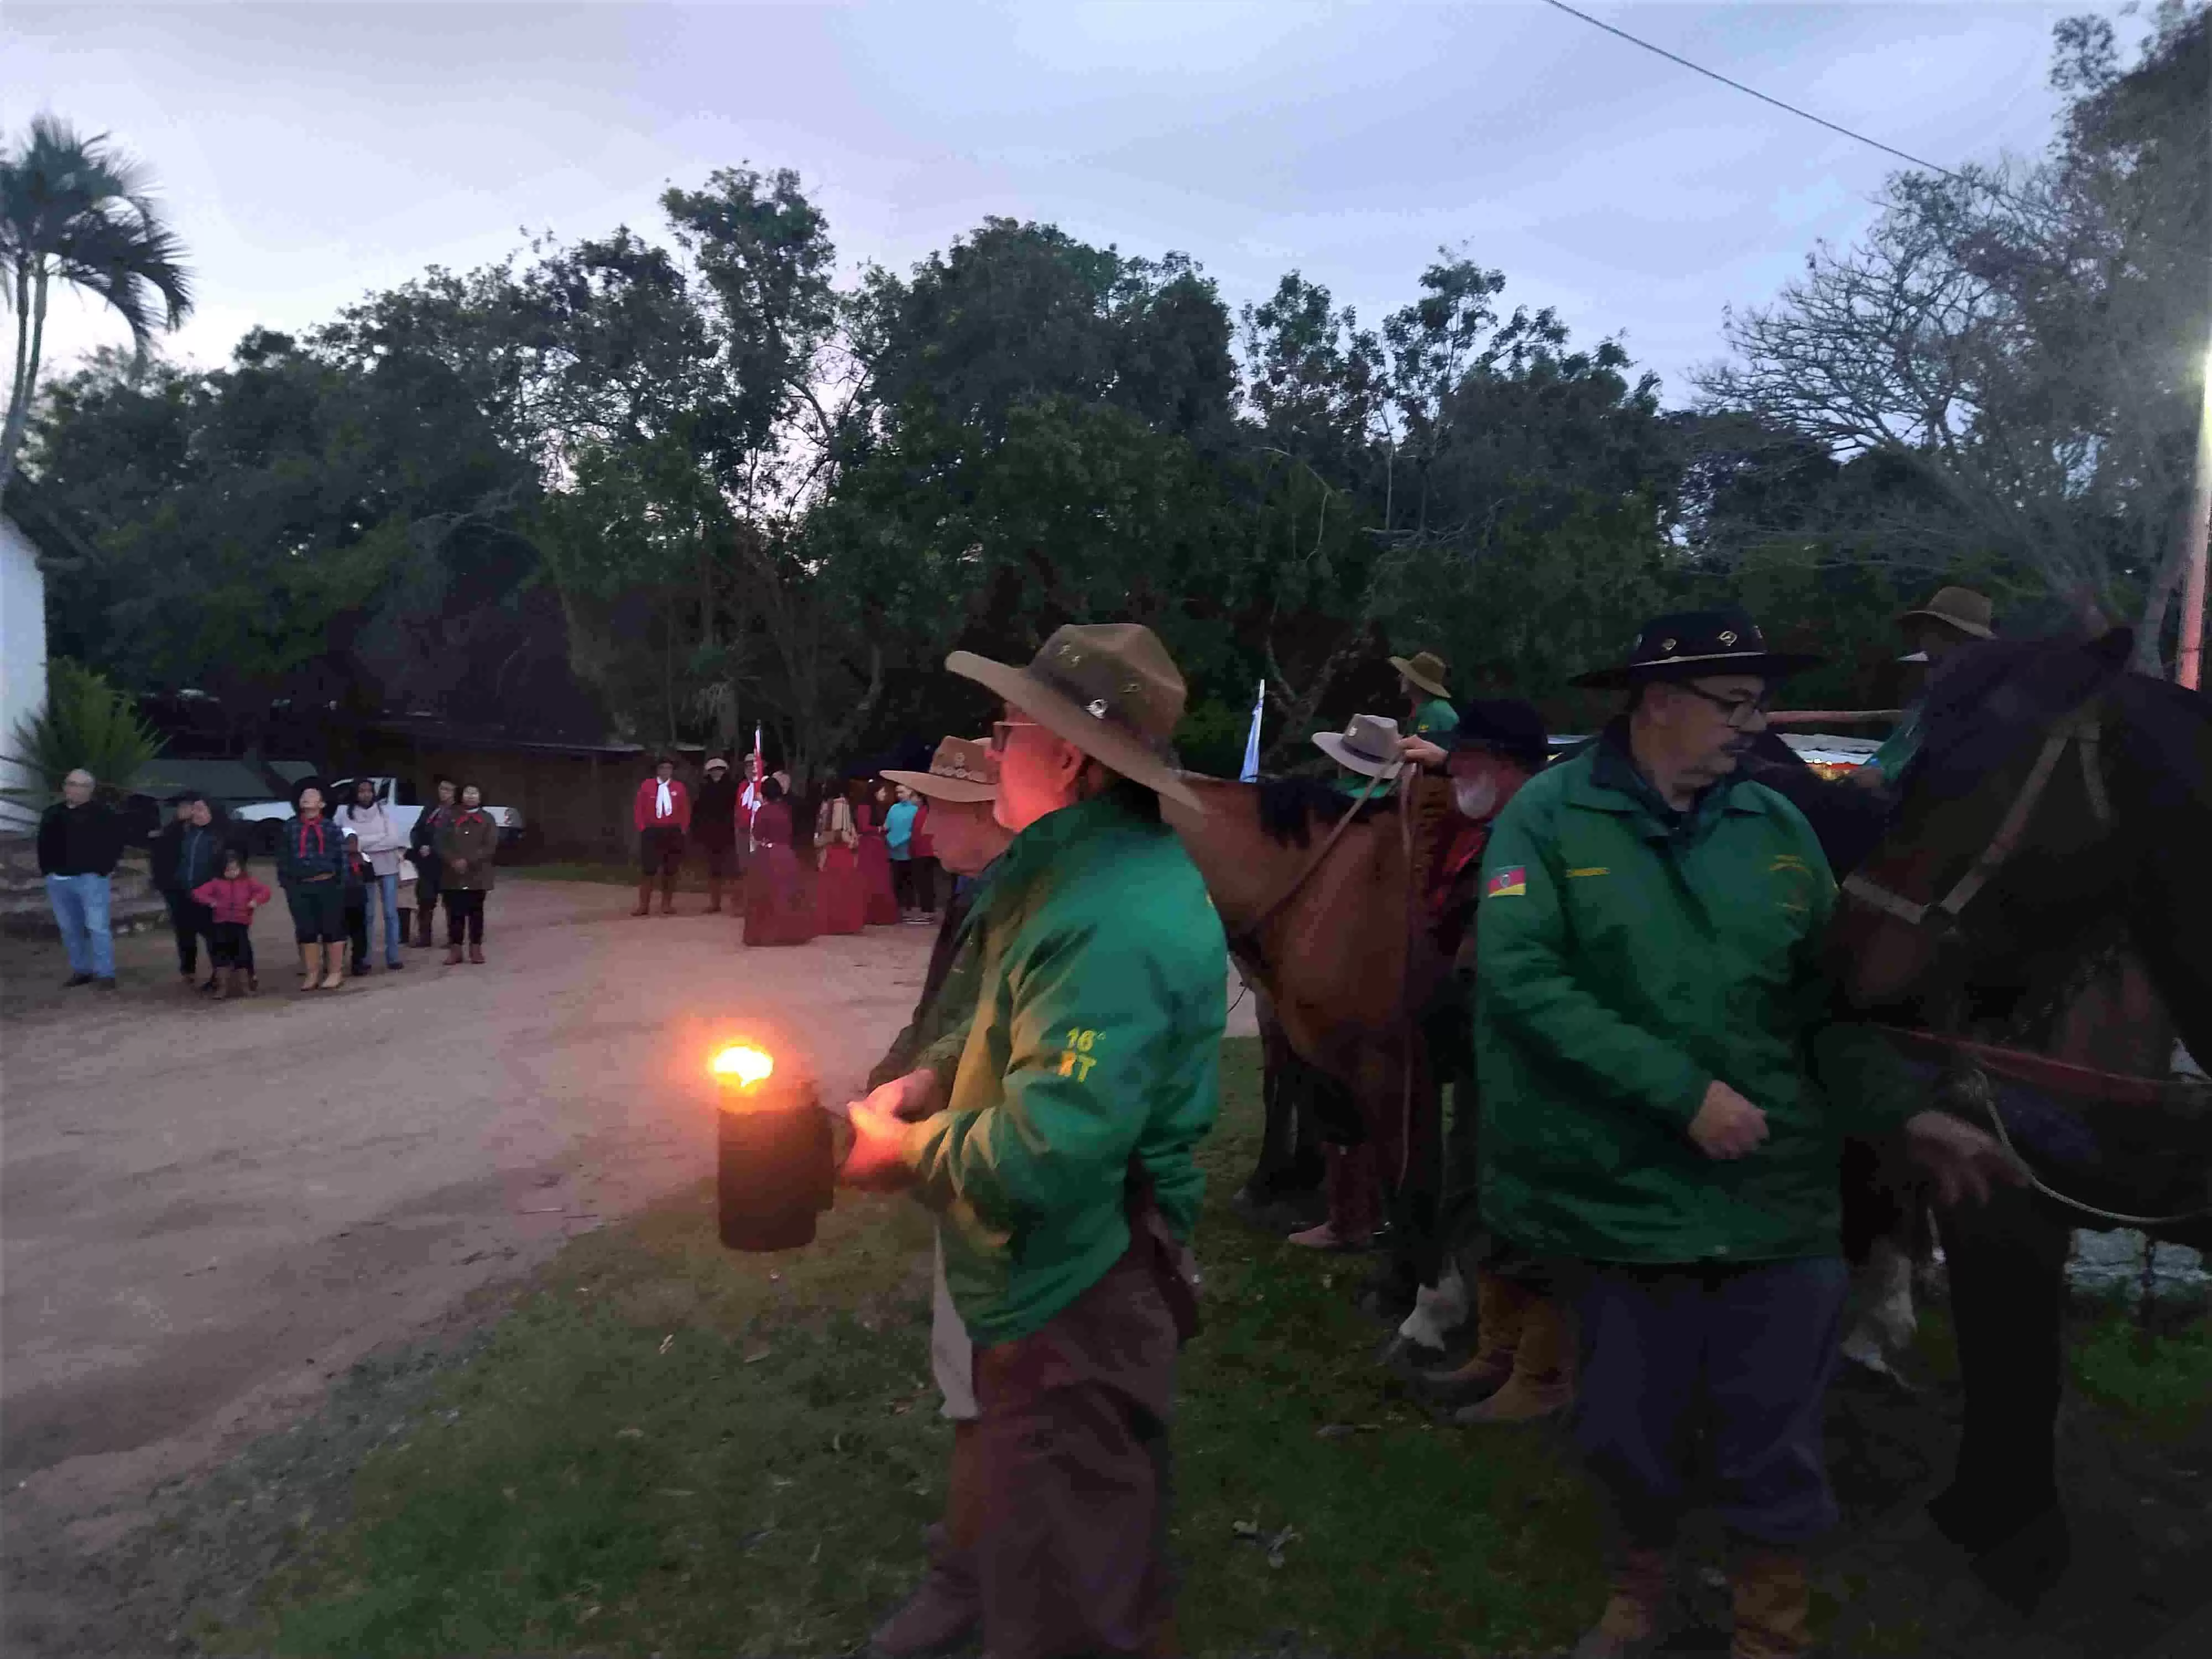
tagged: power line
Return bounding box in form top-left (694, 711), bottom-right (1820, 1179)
top-left (1538, 0), bottom-right (1974, 185)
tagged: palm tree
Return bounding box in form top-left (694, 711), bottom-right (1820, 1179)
top-left (1, 114), bottom-right (194, 504)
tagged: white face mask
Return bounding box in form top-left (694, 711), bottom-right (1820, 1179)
top-left (1453, 774), bottom-right (1500, 820)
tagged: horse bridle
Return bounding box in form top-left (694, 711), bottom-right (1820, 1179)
top-left (1840, 709), bottom-right (2112, 933)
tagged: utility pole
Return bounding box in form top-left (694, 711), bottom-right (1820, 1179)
top-left (2182, 342), bottom-right (2211, 691)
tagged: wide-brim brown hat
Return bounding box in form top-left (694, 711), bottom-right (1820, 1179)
top-left (883, 736), bottom-right (999, 803)
top-left (1896, 586), bottom-right (1995, 640)
top-left (946, 623), bottom-right (1203, 813)
top-left (1390, 650), bottom-right (1451, 700)
top-left (1569, 607), bottom-right (1823, 690)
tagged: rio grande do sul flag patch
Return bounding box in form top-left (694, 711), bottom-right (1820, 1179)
top-left (1486, 865), bottom-right (1527, 899)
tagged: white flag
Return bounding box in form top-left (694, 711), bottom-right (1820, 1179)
top-left (1239, 679), bottom-right (1266, 782)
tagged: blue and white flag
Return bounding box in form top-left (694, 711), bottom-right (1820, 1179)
top-left (1239, 679), bottom-right (1266, 782)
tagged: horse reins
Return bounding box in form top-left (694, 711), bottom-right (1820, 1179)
top-left (1840, 710), bottom-right (2111, 932)
top-left (1229, 769), bottom-right (1394, 950)
top-left (1844, 707), bottom-right (2211, 1226)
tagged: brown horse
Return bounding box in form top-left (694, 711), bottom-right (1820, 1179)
top-left (1825, 628), bottom-right (2212, 1597)
top-left (1167, 747), bottom-right (1536, 1305)
top-left (1167, 776), bottom-right (1428, 1215)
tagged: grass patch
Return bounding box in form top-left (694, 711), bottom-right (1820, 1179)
top-left (210, 1040), bottom-right (1599, 1658)
top-left (2068, 1303), bottom-right (2212, 1442)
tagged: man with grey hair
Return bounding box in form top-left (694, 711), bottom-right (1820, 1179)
top-left (36, 768), bottom-right (126, 989)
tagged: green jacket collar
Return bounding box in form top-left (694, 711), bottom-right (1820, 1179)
top-left (1572, 721), bottom-right (1757, 844)
top-left (993, 786), bottom-right (1153, 885)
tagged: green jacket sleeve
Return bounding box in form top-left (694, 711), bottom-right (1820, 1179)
top-left (1476, 805), bottom-right (1710, 1130)
top-left (1782, 846), bottom-right (1924, 1136)
top-left (901, 921), bottom-right (1162, 1233)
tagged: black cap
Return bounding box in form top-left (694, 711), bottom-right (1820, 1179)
top-left (1452, 700), bottom-right (1551, 771)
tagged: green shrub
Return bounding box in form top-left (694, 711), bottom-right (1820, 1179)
top-left (2, 658), bottom-right (164, 806)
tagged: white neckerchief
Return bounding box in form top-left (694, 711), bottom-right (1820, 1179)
top-left (655, 779), bottom-right (674, 817)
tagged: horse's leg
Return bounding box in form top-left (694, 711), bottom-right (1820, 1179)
top-left (1930, 1185), bottom-right (2072, 1584)
top-left (1240, 998), bottom-right (1321, 1208)
top-left (1838, 1138), bottom-right (1922, 1377)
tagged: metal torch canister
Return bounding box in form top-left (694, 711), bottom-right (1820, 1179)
top-left (713, 1048), bottom-right (835, 1252)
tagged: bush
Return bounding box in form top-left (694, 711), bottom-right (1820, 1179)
top-left (3, 658), bottom-right (164, 807)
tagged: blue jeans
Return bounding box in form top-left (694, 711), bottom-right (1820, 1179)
top-left (45, 873), bottom-right (116, 978)
top-left (368, 870), bottom-right (401, 964)
top-left (1570, 1256), bottom-right (1850, 1547)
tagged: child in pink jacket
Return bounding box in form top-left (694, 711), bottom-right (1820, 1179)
top-left (192, 849), bottom-right (272, 998)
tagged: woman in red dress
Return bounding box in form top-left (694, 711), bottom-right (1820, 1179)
top-left (813, 792), bottom-right (865, 935)
top-left (852, 780), bottom-right (902, 926)
top-left (742, 780), bottom-right (819, 947)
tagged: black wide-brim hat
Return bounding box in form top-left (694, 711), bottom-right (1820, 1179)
top-left (1569, 608), bottom-right (1824, 690)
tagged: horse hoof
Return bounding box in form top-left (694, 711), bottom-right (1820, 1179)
top-left (1928, 1492), bottom-right (2070, 1610)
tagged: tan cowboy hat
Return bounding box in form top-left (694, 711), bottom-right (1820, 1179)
top-left (946, 623), bottom-right (1203, 813)
top-left (1313, 713), bottom-right (1405, 780)
top-left (882, 736), bottom-right (998, 804)
top-left (1897, 586), bottom-right (1995, 640)
top-left (1390, 650), bottom-right (1452, 700)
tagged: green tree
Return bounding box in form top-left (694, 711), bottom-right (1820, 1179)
top-left (1697, 4), bottom-right (2210, 666)
top-left (1, 115), bottom-right (193, 505)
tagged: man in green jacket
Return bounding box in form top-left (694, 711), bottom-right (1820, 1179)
top-left (1475, 608), bottom-right (2016, 1659)
top-left (1391, 648), bottom-right (1461, 739)
top-left (843, 623), bottom-right (1227, 1659)
top-left (857, 735), bottom-right (1009, 1659)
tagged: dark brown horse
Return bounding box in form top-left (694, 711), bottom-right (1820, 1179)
top-left (1825, 628), bottom-right (2212, 1593)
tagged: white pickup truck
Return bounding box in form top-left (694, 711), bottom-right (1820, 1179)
top-left (233, 776), bottom-right (524, 854)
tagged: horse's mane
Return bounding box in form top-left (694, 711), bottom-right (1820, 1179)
top-left (1253, 776), bottom-right (1395, 848)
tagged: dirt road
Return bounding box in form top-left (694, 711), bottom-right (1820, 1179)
top-left (1, 884), bottom-right (950, 1546)
top-left (1, 878), bottom-right (1255, 1572)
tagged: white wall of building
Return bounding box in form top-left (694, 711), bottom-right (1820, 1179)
top-left (0, 514), bottom-right (50, 830)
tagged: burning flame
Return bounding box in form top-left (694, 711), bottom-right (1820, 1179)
top-left (711, 1044), bottom-right (776, 1091)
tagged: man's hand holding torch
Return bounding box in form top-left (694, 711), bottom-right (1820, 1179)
top-left (839, 1067), bottom-right (941, 1192)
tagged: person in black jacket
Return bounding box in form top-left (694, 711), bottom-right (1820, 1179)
top-left (406, 776), bottom-right (458, 948)
top-left (149, 792), bottom-right (233, 992)
top-left (37, 769), bottom-right (127, 989)
top-left (693, 755), bottom-right (742, 914)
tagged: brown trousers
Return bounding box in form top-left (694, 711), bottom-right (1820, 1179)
top-left (970, 1243), bottom-right (1181, 1659)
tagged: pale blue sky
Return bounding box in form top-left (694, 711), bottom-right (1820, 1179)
top-left (3, 1), bottom-right (2137, 405)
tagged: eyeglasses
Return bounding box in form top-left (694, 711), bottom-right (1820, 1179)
top-left (989, 719), bottom-right (1040, 753)
top-left (1674, 682), bottom-right (1773, 728)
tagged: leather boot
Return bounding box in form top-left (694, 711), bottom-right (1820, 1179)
top-left (445, 941), bottom-right (464, 965)
top-left (868, 1422), bottom-right (982, 1658)
top-left (706, 876), bottom-right (723, 914)
top-left (1288, 1144), bottom-right (1375, 1250)
top-left (1420, 1269), bottom-right (1535, 1406)
top-left (1454, 1295), bottom-right (1574, 1424)
top-left (659, 871), bottom-right (676, 915)
top-left (1570, 1546), bottom-right (1673, 1658)
top-left (228, 966), bottom-right (247, 999)
top-left (319, 951), bottom-right (347, 990)
top-left (414, 909), bottom-right (434, 947)
top-left (1729, 1545), bottom-right (1813, 1658)
top-left (213, 966), bottom-right (233, 1001)
top-left (468, 941), bottom-right (486, 966)
top-left (632, 878), bottom-right (653, 917)
top-left (299, 942), bottom-right (323, 993)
